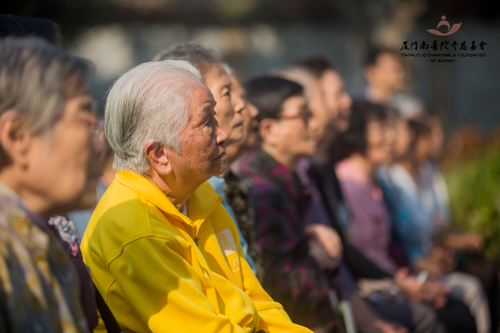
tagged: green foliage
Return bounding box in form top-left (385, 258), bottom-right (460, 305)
top-left (445, 146), bottom-right (500, 259)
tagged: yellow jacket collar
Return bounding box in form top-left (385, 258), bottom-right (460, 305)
top-left (115, 171), bottom-right (222, 224)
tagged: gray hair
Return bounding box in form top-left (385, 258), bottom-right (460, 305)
top-left (0, 37), bottom-right (93, 162)
top-left (152, 41), bottom-right (220, 76)
top-left (222, 63), bottom-right (234, 77)
top-left (104, 60), bottom-right (203, 175)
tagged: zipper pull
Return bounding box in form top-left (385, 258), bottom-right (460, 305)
top-left (194, 236), bottom-right (200, 247)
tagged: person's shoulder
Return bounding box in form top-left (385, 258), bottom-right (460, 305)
top-left (83, 178), bottom-right (158, 257)
top-left (238, 171), bottom-right (278, 195)
top-left (245, 178), bottom-right (291, 211)
top-left (95, 178), bottom-right (151, 227)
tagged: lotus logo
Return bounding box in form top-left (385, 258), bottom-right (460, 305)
top-left (427, 15), bottom-right (462, 36)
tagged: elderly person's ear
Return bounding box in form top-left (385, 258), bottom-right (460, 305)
top-left (144, 139), bottom-right (172, 175)
top-left (0, 111), bottom-right (31, 166)
top-left (258, 118), bottom-right (278, 146)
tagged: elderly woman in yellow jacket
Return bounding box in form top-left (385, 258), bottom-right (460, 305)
top-left (80, 60), bottom-right (311, 333)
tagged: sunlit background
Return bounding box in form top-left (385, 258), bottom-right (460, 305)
top-left (4, 0), bottom-right (499, 133)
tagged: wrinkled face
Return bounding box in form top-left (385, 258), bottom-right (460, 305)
top-left (368, 53), bottom-right (405, 92)
top-left (204, 65), bottom-right (244, 146)
top-left (226, 75), bottom-right (258, 162)
top-left (366, 119), bottom-right (391, 167)
top-left (273, 95), bottom-right (318, 159)
top-left (168, 84), bottom-right (229, 181)
top-left (320, 70), bottom-right (352, 134)
top-left (27, 93), bottom-right (103, 213)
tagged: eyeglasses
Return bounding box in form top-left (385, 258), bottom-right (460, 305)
top-left (60, 116), bottom-right (103, 137)
top-left (277, 106), bottom-right (314, 124)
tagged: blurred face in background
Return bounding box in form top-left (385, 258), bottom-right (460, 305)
top-left (366, 52), bottom-right (405, 93)
top-left (20, 92), bottom-right (103, 216)
top-left (365, 118), bottom-right (392, 168)
top-left (428, 116), bottom-right (444, 159)
top-left (320, 69), bottom-right (352, 134)
top-left (411, 134), bottom-right (431, 167)
top-left (381, 117), bottom-right (397, 165)
top-left (279, 69), bottom-right (329, 144)
top-left (393, 118), bottom-right (411, 161)
top-left (204, 64), bottom-right (245, 146)
top-left (261, 94), bottom-right (318, 163)
top-left (226, 75), bottom-right (259, 163)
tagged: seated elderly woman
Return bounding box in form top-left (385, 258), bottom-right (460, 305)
top-left (0, 37), bottom-right (99, 331)
top-left (80, 60), bottom-right (311, 333)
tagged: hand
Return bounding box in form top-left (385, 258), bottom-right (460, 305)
top-left (394, 268), bottom-right (422, 302)
top-left (414, 257), bottom-right (443, 275)
top-left (420, 280), bottom-right (451, 309)
top-left (374, 320), bottom-right (408, 333)
top-left (308, 238), bottom-right (339, 270)
top-left (444, 232), bottom-right (483, 252)
top-left (461, 233), bottom-right (483, 252)
top-left (305, 224), bottom-right (343, 259)
top-left (429, 246), bottom-right (456, 273)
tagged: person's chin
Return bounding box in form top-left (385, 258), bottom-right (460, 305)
top-left (213, 153), bottom-right (228, 171)
top-left (336, 121), bottom-right (350, 134)
top-left (228, 130), bottom-right (244, 146)
top-left (300, 145), bottom-right (316, 158)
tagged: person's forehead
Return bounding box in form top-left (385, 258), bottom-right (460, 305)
top-left (321, 70), bottom-right (342, 87)
top-left (282, 94), bottom-right (306, 113)
top-left (205, 64), bottom-right (230, 84)
top-left (282, 69), bottom-right (316, 90)
top-left (189, 84), bottom-right (215, 114)
top-left (376, 53), bottom-right (400, 67)
top-left (230, 75), bottom-right (244, 94)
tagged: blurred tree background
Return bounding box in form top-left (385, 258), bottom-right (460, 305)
top-left (443, 128), bottom-right (500, 259)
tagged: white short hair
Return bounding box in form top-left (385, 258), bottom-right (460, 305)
top-left (105, 60), bottom-right (203, 174)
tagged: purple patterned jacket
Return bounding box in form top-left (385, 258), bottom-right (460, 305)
top-left (235, 149), bottom-right (339, 332)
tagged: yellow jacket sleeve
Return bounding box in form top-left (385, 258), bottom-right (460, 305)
top-left (227, 221), bottom-right (312, 333)
top-left (237, 252), bottom-right (312, 333)
top-left (108, 236), bottom-right (250, 333)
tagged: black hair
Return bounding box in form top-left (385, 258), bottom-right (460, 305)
top-left (332, 100), bottom-right (388, 160)
top-left (0, 15), bottom-right (61, 46)
top-left (365, 46), bottom-right (398, 68)
top-left (245, 76), bottom-right (304, 123)
top-left (153, 41), bottom-right (220, 76)
top-left (293, 56), bottom-right (334, 79)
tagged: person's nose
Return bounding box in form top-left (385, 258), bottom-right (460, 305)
top-left (247, 101), bottom-right (259, 118)
top-left (342, 91), bottom-right (352, 110)
top-left (233, 93), bottom-right (245, 115)
top-left (216, 123), bottom-right (229, 145)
